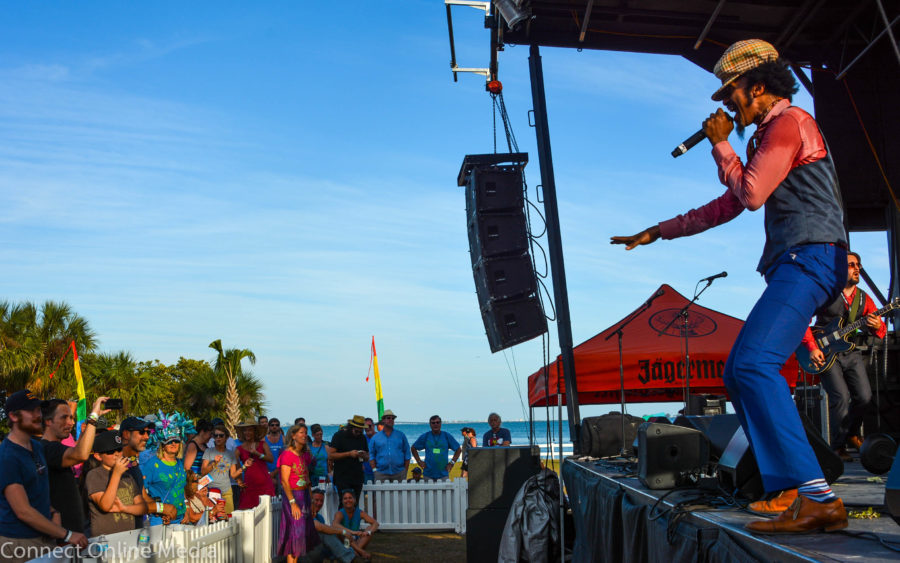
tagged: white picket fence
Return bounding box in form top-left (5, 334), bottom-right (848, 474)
top-left (358, 478), bottom-right (468, 533)
top-left (29, 479), bottom-right (470, 562)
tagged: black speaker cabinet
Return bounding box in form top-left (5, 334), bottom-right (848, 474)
top-left (467, 211), bottom-right (529, 260)
top-left (886, 451), bottom-right (900, 526)
top-left (581, 412), bottom-right (645, 458)
top-left (480, 295), bottom-right (548, 354)
top-left (472, 253), bottom-right (537, 306)
top-left (465, 165), bottom-right (524, 214)
top-left (673, 414), bottom-right (742, 462)
top-left (466, 507), bottom-right (508, 563)
top-left (718, 412), bottom-right (843, 500)
top-left (467, 445), bottom-right (540, 510)
top-left (637, 422), bottom-right (710, 489)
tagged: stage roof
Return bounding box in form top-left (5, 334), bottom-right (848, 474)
top-left (494, 0), bottom-right (900, 231)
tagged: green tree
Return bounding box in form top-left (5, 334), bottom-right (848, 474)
top-left (0, 300), bottom-right (97, 398)
top-left (177, 355), bottom-right (264, 426)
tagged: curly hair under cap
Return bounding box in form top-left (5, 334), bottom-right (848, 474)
top-left (738, 60), bottom-right (799, 101)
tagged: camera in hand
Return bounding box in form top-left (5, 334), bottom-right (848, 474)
top-left (103, 398), bottom-right (124, 410)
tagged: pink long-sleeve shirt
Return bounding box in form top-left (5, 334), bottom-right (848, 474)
top-left (659, 99), bottom-right (826, 240)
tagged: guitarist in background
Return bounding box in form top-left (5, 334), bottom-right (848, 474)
top-left (801, 252), bottom-right (886, 461)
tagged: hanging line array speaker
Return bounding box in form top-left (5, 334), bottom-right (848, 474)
top-left (459, 153), bottom-right (547, 353)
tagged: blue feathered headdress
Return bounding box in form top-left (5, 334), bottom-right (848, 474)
top-left (145, 411), bottom-right (197, 450)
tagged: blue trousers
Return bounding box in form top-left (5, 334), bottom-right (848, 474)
top-left (724, 244), bottom-right (846, 493)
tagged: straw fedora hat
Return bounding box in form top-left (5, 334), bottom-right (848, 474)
top-left (347, 415), bottom-right (366, 429)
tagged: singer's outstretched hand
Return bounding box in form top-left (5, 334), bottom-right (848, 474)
top-left (610, 225), bottom-right (660, 250)
top-left (703, 108), bottom-right (733, 145)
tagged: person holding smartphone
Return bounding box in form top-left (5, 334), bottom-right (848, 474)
top-left (39, 395), bottom-right (110, 535)
top-left (326, 415), bottom-right (369, 502)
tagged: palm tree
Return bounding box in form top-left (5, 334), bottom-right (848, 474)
top-left (209, 340), bottom-right (256, 436)
top-left (0, 300), bottom-right (96, 398)
top-left (178, 363), bottom-right (265, 424)
top-left (31, 301), bottom-right (97, 398)
top-left (0, 301), bottom-right (35, 391)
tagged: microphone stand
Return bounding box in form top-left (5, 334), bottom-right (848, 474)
top-left (605, 290), bottom-right (662, 456)
top-left (657, 279), bottom-right (717, 415)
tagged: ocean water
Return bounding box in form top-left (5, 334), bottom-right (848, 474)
top-left (313, 420), bottom-right (571, 451)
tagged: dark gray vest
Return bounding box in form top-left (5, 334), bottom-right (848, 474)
top-left (814, 289), bottom-right (867, 344)
top-left (757, 151), bottom-right (847, 274)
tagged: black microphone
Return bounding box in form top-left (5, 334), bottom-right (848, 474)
top-left (671, 130), bottom-right (707, 158)
top-left (700, 271), bottom-right (728, 283)
top-left (671, 114), bottom-right (734, 158)
top-left (644, 288), bottom-right (665, 307)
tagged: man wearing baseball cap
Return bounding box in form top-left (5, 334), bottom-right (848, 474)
top-left (0, 390), bottom-right (88, 562)
top-left (119, 416), bottom-right (176, 525)
top-left (612, 39), bottom-right (848, 534)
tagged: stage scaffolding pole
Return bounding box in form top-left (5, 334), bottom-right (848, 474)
top-left (528, 43), bottom-right (582, 453)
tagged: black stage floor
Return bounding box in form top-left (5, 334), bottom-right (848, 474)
top-left (563, 457), bottom-right (900, 562)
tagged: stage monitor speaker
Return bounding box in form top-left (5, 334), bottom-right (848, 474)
top-left (794, 384), bottom-right (829, 441)
top-left (718, 412), bottom-right (843, 500)
top-left (637, 422), bottom-right (710, 489)
top-left (480, 295), bottom-right (547, 353)
top-left (580, 412), bottom-right (645, 458)
top-left (472, 253), bottom-right (537, 306)
top-left (687, 394), bottom-right (727, 416)
top-left (860, 433), bottom-right (897, 475)
top-left (465, 165), bottom-right (524, 215)
top-left (673, 414), bottom-right (742, 462)
top-left (466, 507), bottom-right (508, 563)
top-left (886, 450), bottom-right (900, 526)
top-left (467, 445), bottom-right (540, 510)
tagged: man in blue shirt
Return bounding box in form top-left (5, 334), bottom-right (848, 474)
top-left (0, 390), bottom-right (88, 562)
top-left (411, 415), bottom-right (462, 481)
top-left (263, 418), bottom-right (284, 489)
top-left (368, 410), bottom-right (410, 482)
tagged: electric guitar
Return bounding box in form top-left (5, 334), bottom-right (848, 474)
top-left (795, 297), bottom-right (899, 374)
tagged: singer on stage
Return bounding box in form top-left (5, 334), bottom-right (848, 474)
top-left (611, 39), bottom-right (849, 534)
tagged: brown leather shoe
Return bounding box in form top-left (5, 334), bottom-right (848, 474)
top-left (835, 447), bottom-right (853, 462)
top-left (745, 495), bottom-right (848, 534)
top-left (847, 435), bottom-right (863, 450)
top-left (748, 488), bottom-right (798, 515)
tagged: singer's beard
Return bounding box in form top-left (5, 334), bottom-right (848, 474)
top-left (734, 114), bottom-right (746, 139)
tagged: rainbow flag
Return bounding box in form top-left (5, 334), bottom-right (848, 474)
top-left (366, 336), bottom-right (385, 420)
top-left (72, 342), bottom-right (87, 422)
top-left (47, 340), bottom-right (87, 421)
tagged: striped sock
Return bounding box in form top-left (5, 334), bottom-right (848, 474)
top-left (797, 479), bottom-right (836, 503)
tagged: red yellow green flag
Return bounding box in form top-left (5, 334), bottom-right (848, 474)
top-left (47, 341), bottom-right (87, 421)
top-left (71, 342), bottom-right (87, 421)
top-left (366, 336), bottom-right (385, 421)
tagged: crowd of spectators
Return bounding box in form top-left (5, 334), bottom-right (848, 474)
top-left (1, 390), bottom-right (514, 563)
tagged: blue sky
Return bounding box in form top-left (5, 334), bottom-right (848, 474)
top-left (1, 2), bottom-right (889, 425)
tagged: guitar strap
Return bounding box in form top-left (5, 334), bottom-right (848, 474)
top-left (848, 288), bottom-right (864, 325)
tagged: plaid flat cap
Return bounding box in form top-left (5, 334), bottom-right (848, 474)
top-left (711, 39), bottom-right (779, 101)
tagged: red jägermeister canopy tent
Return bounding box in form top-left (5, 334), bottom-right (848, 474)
top-left (528, 284), bottom-right (800, 407)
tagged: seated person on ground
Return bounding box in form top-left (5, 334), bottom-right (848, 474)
top-left (333, 490), bottom-right (379, 560)
top-left (310, 488), bottom-right (365, 563)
